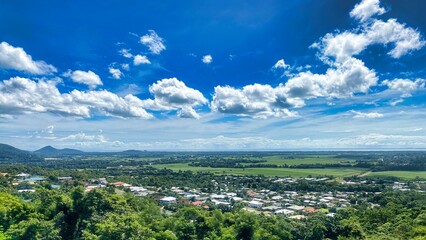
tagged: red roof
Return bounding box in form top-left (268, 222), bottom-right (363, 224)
top-left (304, 207), bottom-right (318, 213)
top-left (192, 201), bottom-right (203, 206)
top-left (111, 181), bottom-right (126, 186)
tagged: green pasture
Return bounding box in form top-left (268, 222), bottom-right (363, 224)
top-left (256, 155), bottom-right (355, 166)
top-left (365, 171), bottom-right (426, 179)
top-left (153, 163), bottom-right (366, 177)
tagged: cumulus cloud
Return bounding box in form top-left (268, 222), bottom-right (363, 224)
top-left (350, 0), bottom-right (386, 22)
top-left (202, 55), bottom-right (213, 64)
top-left (208, 0), bottom-right (424, 119)
top-left (59, 132), bottom-right (107, 143)
top-left (211, 84), bottom-right (301, 119)
top-left (140, 30), bottom-right (166, 54)
top-left (367, 19), bottom-right (425, 58)
top-left (63, 70), bottom-right (103, 89)
top-left (133, 54), bottom-right (151, 65)
top-left (314, 0), bottom-right (424, 62)
top-left (0, 77), bottom-right (153, 119)
top-left (272, 59), bottom-right (290, 69)
top-left (0, 41), bottom-right (57, 74)
top-left (314, 18), bottom-right (425, 62)
top-left (382, 78), bottom-right (425, 96)
top-left (109, 67), bottom-right (123, 79)
top-left (349, 110), bottom-right (384, 118)
top-left (177, 106), bottom-right (201, 119)
top-left (283, 57), bottom-right (377, 99)
top-left (139, 78), bottom-right (207, 118)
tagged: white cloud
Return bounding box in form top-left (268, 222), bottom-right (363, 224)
top-left (109, 67), bottom-right (123, 79)
top-left (314, 19), bottom-right (425, 62)
top-left (121, 63), bottom-right (130, 70)
top-left (177, 106), bottom-right (201, 119)
top-left (272, 59), bottom-right (290, 69)
top-left (350, 0), bottom-right (386, 22)
top-left (382, 78), bottom-right (425, 96)
top-left (133, 54), bottom-right (151, 65)
top-left (283, 57), bottom-right (377, 99)
top-left (64, 70), bottom-right (103, 89)
top-left (140, 78), bottom-right (207, 118)
top-left (140, 30), bottom-right (166, 54)
top-left (214, 0), bottom-right (422, 119)
top-left (202, 55), bottom-right (213, 64)
top-left (0, 77), bottom-right (153, 119)
top-left (211, 84), bottom-right (300, 119)
top-left (59, 132), bottom-right (107, 143)
top-left (367, 19), bottom-right (425, 58)
top-left (0, 41), bottom-right (57, 74)
top-left (315, 31), bottom-right (370, 63)
top-left (349, 110), bottom-right (384, 118)
top-left (389, 98), bottom-right (404, 106)
top-left (119, 48), bottom-right (133, 58)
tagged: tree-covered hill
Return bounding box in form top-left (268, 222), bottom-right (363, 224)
top-left (0, 143), bottom-right (43, 162)
top-left (34, 145), bottom-right (84, 156)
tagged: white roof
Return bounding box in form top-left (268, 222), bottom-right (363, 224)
top-left (288, 205), bottom-right (304, 211)
top-left (275, 209), bottom-right (294, 215)
top-left (211, 194), bottom-right (226, 199)
top-left (160, 196), bottom-right (176, 201)
top-left (248, 200), bottom-right (263, 205)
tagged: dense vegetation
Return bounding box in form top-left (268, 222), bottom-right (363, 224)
top-left (0, 181), bottom-right (425, 240)
top-left (1, 148), bottom-right (426, 239)
top-left (0, 144), bottom-right (42, 163)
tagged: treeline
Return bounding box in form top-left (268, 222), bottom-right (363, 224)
top-left (0, 185), bottom-right (425, 239)
top-left (188, 159), bottom-right (266, 168)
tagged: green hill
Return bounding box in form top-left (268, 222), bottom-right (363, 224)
top-left (34, 145), bottom-right (84, 156)
top-left (0, 143), bottom-right (43, 162)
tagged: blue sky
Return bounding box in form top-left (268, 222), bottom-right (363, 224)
top-left (1, 0), bottom-right (426, 151)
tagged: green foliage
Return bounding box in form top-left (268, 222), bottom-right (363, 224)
top-left (0, 188), bottom-right (425, 240)
top-left (6, 217), bottom-right (61, 240)
top-left (0, 143), bottom-right (42, 163)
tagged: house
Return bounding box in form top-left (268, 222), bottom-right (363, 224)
top-left (129, 186), bottom-right (147, 192)
top-left (159, 196), bottom-right (177, 204)
top-left (17, 189), bottom-right (35, 193)
top-left (271, 195), bottom-right (283, 200)
top-left (232, 197), bottom-right (243, 201)
top-left (289, 215), bottom-right (306, 220)
top-left (211, 194), bottom-right (227, 199)
top-left (212, 199), bottom-right (230, 206)
top-left (303, 207), bottom-right (318, 214)
top-left (191, 201), bottom-right (203, 206)
top-left (248, 200), bottom-right (264, 209)
top-left (58, 177), bottom-right (73, 182)
top-left (111, 181), bottom-right (131, 188)
top-left (246, 190), bottom-right (257, 197)
top-left (287, 205), bottom-right (304, 211)
top-left (275, 209), bottom-right (294, 216)
top-left (0, 173), bottom-right (8, 177)
top-left (16, 173), bottom-right (30, 179)
top-left (262, 205), bottom-right (280, 212)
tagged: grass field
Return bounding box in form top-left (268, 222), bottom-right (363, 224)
top-left (365, 171), bottom-right (426, 179)
top-left (153, 163), bottom-right (366, 177)
top-left (257, 155), bottom-right (355, 166)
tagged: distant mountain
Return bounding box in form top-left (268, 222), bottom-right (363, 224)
top-left (0, 143), bottom-right (43, 162)
top-left (119, 150), bottom-right (146, 155)
top-left (34, 145), bottom-right (84, 156)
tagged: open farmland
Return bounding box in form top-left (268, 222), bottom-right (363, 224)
top-left (365, 171), bottom-right (426, 179)
top-left (153, 162), bottom-right (366, 177)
